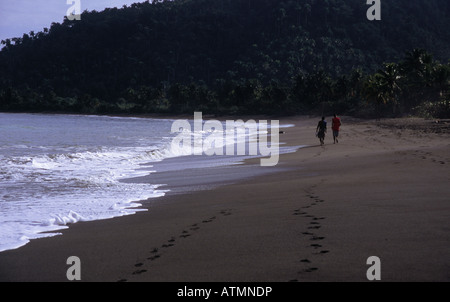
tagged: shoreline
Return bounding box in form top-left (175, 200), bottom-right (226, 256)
top-left (0, 111), bottom-right (299, 254)
top-left (0, 116), bottom-right (449, 281)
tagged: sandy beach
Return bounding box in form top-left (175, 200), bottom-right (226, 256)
top-left (0, 116), bottom-right (449, 282)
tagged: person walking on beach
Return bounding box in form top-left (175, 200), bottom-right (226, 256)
top-left (316, 116), bottom-right (327, 146)
top-left (332, 114), bottom-right (342, 144)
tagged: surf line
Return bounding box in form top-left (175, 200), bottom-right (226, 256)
top-left (171, 112), bottom-right (280, 166)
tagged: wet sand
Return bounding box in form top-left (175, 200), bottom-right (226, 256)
top-left (0, 116), bottom-right (449, 282)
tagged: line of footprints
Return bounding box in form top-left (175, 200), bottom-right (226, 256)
top-left (411, 149), bottom-right (446, 165)
top-left (117, 209), bottom-right (233, 282)
top-left (290, 190), bottom-right (329, 281)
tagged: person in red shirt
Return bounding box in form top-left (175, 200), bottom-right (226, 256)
top-left (332, 114), bottom-right (342, 144)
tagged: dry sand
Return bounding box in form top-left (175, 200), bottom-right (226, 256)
top-left (0, 116), bottom-right (449, 282)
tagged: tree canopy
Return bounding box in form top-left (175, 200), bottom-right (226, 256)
top-left (0, 0), bottom-right (449, 117)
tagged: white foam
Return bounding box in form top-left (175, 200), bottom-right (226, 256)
top-left (0, 143), bottom-right (172, 252)
top-left (0, 114), bottom-right (300, 253)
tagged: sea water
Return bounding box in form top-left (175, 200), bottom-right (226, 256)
top-left (0, 113), bottom-right (297, 252)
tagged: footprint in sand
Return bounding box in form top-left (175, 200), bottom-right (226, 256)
top-left (190, 224), bottom-right (200, 231)
top-left (180, 230), bottom-right (191, 238)
top-left (310, 236), bottom-right (325, 241)
top-left (308, 226), bottom-right (321, 230)
top-left (295, 188), bottom-right (330, 280)
top-left (202, 216), bottom-right (216, 223)
top-left (315, 250), bottom-right (330, 255)
top-left (220, 209), bottom-right (232, 216)
top-left (303, 267), bottom-right (318, 273)
top-left (293, 209), bottom-right (308, 216)
top-left (120, 212), bottom-right (234, 282)
top-left (300, 259), bottom-right (311, 263)
top-left (147, 254), bottom-right (161, 261)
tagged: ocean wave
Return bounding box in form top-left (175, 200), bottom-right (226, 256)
top-left (0, 114), bottom-right (297, 252)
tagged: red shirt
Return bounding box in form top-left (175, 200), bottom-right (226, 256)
top-left (332, 117), bottom-right (341, 131)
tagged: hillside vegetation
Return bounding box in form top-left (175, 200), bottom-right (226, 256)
top-left (0, 0), bottom-right (449, 117)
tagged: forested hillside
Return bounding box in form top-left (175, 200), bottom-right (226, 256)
top-left (0, 0), bottom-right (449, 117)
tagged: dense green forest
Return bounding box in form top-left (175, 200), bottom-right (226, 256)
top-left (0, 0), bottom-right (449, 117)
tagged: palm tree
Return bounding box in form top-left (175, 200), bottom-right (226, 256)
top-left (401, 49), bottom-right (434, 87)
top-left (378, 63), bottom-right (402, 108)
top-left (432, 64), bottom-right (450, 97)
top-left (362, 63), bottom-right (402, 117)
top-left (400, 49), bottom-right (438, 109)
top-left (363, 74), bottom-right (382, 101)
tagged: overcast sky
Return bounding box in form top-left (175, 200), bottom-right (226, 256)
top-left (0, 0), bottom-right (143, 43)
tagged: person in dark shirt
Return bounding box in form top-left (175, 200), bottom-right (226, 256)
top-left (316, 116), bottom-right (327, 146)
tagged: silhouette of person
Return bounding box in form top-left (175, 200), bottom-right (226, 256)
top-left (316, 116), bottom-right (327, 146)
